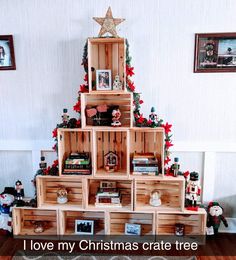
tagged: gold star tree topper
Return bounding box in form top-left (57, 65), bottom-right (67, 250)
top-left (93, 7), bottom-right (125, 38)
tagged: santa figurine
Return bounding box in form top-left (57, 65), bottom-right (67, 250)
top-left (186, 172), bottom-right (201, 211)
top-left (15, 180), bottom-right (25, 200)
top-left (111, 107), bottom-right (121, 127)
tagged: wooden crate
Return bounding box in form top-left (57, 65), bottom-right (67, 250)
top-left (59, 210), bottom-right (105, 235)
top-left (130, 128), bottom-right (164, 176)
top-left (156, 209), bottom-right (207, 235)
top-left (37, 176), bottom-right (85, 209)
top-left (57, 129), bottom-right (92, 176)
top-left (81, 93), bottom-right (133, 128)
top-left (86, 178), bottom-right (133, 211)
top-left (134, 176), bottom-right (185, 212)
top-left (93, 129), bottom-right (129, 177)
top-left (109, 211), bottom-right (155, 235)
top-left (88, 38), bottom-right (126, 92)
top-left (13, 207), bottom-right (58, 236)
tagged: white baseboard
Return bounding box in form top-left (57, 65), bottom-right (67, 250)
top-left (219, 217), bottom-right (236, 233)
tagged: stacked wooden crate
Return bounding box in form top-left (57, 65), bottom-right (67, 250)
top-left (13, 37), bottom-right (206, 237)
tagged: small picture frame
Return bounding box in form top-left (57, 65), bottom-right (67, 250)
top-left (125, 223), bottom-right (141, 236)
top-left (96, 69), bottom-right (112, 90)
top-left (0, 35), bottom-right (16, 70)
top-left (75, 220), bottom-right (94, 235)
top-left (194, 33), bottom-right (236, 73)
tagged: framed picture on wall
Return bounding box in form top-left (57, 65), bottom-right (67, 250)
top-left (96, 69), bottom-right (112, 90)
top-left (194, 33), bottom-right (236, 73)
top-left (0, 35), bottom-right (16, 70)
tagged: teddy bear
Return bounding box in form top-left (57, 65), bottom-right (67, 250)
top-left (0, 193), bottom-right (15, 233)
top-left (207, 201), bottom-right (228, 235)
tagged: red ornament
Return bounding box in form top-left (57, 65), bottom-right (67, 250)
top-left (164, 156), bottom-right (171, 165)
top-left (165, 141), bottom-right (173, 149)
top-left (126, 65), bottom-right (135, 77)
top-left (73, 100), bottom-right (81, 112)
top-left (52, 128), bottom-right (58, 138)
top-left (162, 122), bottom-right (172, 134)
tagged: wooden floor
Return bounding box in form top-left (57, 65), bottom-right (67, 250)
top-left (0, 233), bottom-right (236, 259)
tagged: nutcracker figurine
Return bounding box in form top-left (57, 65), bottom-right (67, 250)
top-left (61, 108), bottom-right (69, 127)
top-left (171, 157), bottom-right (180, 177)
top-left (111, 107), bottom-right (121, 127)
top-left (186, 172), bottom-right (201, 211)
top-left (15, 180), bottom-right (25, 200)
top-left (149, 107), bottom-right (158, 126)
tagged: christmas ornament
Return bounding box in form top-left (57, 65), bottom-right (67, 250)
top-left (93, 7), bottom-right (125, 38)
top-left (111, 107), bottom-right (121, 127)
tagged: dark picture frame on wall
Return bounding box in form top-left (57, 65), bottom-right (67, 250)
top-left (194, 33), bottom-right (236, 73)
top-left (0, 35), bottom-right (16, 70)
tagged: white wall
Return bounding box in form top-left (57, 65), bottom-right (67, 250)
top-left (0, 0), bottom-right (236, 223)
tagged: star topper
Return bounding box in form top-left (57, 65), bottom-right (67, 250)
top-left (93, 7), bottom-right (125, 38)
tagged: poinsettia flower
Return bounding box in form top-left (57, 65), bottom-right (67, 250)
top-left (165, 167), bottom-right (172, 176)
top-left (162, 122), bottom-right (172, 134)
top-left (164, 156), bottom-right (171, 165)
top-left (76, 119), bottom-right (81, 126)
top-left (137, 114), bottom-right (145, 124)
top-left (184, 171), bottom-right (190, 178)
top-left (84, 74), bottom-right (88, 83)
top-left (147, 119), bottom-right (152, 125)
top-left (52, 160), bottom-right (58, 168)
top-left (165, 140), bottom-right (173, 149)
top-left (128, 81), bottom-right (135, 92)
top-left (73, 100), bottom-right (81, 112)
top-left (79, 84), bottom-right (89, 93)
top-left (139, 100), bottom-right (144, 104)
top-left (134, 113), bottom-right (139, 119)
top-left (126, 65), bottom-right (135, 77)
top-left (44, 166), bottom-right (51, 175)
top-left (52, 128), bottom-right (58, 138)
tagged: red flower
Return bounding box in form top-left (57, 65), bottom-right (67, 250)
top-left (126, 65), bottom-right (135, 77)
top-left (84, 74), bottom-right (88, 83)
top-left (128, 81), bottom-right (135, 92)
top-left (73, 100), bottom-right (81, 112)
top-left (162, 122), bottom-right (172, 134)
top-left (52, 128), bottom-right (58, 138)
top-left (79, 84), bottom-right (88, 93)
top-left (137, 114), bottom-right (145, 124)
top-left (165, 141), bottom-right (173, 149)
top-left (165, 167), bottom-right (172, 176)
top-left (134, 113), bottom-right (139, 119)
top-left (139, 100), bottom-right (144, 104)
top-left (52, 160), bottom-right (58, 168)
top-left (184, 171), bottom-right (190, 179)
top-left (147, 119), bottom-right (152, 125)
top-left (164, 156), bottom-right (171, 165)
top-left (44, 166), bottom-right (51, 175)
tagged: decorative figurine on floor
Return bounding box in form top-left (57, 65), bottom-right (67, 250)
top-left (57, 187), bottom-right (68, 204)
top-left (0, 192), bottom-right (14, 233)
top-left (104, 151), bottom-right (119, 172)
top-left (149, 190), bottom-right (161, 207)
top-left (62, 108), bottom-right (69, 127)
top-left (149, 107), bottom-right (158, 127)
top-left (207, 201), bottom-right (228, 235)
top-left (171, 157), bottom-right (180, 177)
top-left (113, 75), bottom-right (123, 90)
top-left (186, 172), bottom-right (201, 211)
top-left (15, 180), bottom-right (25, 200)
top-left (33, 221), bottom-right (45, 233)
top-left (111, 107), bottom-right (121, 127)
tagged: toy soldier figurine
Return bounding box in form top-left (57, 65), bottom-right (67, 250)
top-left (186, 172), bottom-right (201, 211)
top-left (39, 156), bottom-right (47, 170)
top-left (112, 75), bottom-right (123, 90)
top-left (15, 180), bottom-right (25, 200)
top-left (171, 157), bottom-right (180, 177)
top-left (111, 107), bottom-right (121, 127)
top-left (61, 108), bottom-right (69, 127)
top-left (149, 107), bottom-right (158, 125)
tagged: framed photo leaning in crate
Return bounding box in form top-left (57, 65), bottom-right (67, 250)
top-left (75, 220), bottom-right (94, 235)
top-left (0, 35), bottom-right (16, 70)
top-left (194, 33), bottom-right (236, 73)
top-left (96, 69), bottom-right (112, 90)
top-left (125, 223), bottom-right (141, 236)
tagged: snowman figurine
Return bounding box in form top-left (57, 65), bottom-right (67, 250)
top-left (112, 75), bottom-right (123, 91)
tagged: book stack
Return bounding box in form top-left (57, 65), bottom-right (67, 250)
top-left (95, 182), bottom-right (122, 207)
top-left (132, 153), bottom-right (159, 176)
top-left (63, 152), bottom-right (91, 175)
